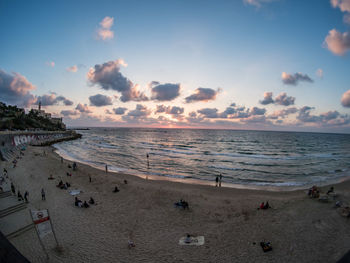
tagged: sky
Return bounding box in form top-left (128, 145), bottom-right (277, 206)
top-left (1, 0), bottom-right (350, 133)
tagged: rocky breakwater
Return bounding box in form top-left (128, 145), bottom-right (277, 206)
top-left (0, 130), bottom-right (82, 161)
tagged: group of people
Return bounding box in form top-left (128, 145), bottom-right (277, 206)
top-left (215, 174), bottom-right (223, 187)
top-left (259, 201), bottom-right (270, 210)
top-left (74, 196), bottom-right (95, 208)
top-left (308, 185), bottom-right (320, 198)
top-left (174, 199), bottom-right (189, 209)
top-left (56, 180), bottom-right (71, 190)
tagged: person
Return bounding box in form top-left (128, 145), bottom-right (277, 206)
top-left (48, 174), bottom-right (54, 180)
top-left (3, 168), bottom-right (7, 176)
top-left (264, 201), bottom-right (270, 209)
top-left (88, 197), bottom-right (95, 205)
top-left (17, 191), bottom-right (23, 201)
top-left (41, 188), bottom-right (46, 200)
top-left (11, 183), bottom-right (15, 195)
top-left (327, 186), bottom-right (334, 195)
top-left (83, 201), bottom-right (90, 208)
top-left (75, 197), bottom-right (82, 207)
top-left (128, 240), bottom-right (135, 249)
top-left (215, 175), bottom-right (219, 187)
top-left (185, 234), bottom-right (192, 244)
top-left (113, 186), bottom-right (120, 193)
top-left (73, 162), bottom-right (77, 171)
top-left (124, 180), bottom-right (128, 184)
top-left (147, 153), bottom-right (150, 169)
top-left (260, 202), bottom-right (265, 209)
top-left (105, 164), bottom-right (108, 173)
top-left (57, 180), bottom-right (64, 188)
top-left (219, 173), bottom-right (222, 187)
top-left (24, 191), bottom-right (29, 203)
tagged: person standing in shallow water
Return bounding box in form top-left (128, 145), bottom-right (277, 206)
top-left (215, 175), bottom-right (219, 187)
top-left (105, 164), bottom-right (108, 173)
top-left (147, 153), bottom-right (150, 169)
top-left (219, 173), bottom-right (222, 187)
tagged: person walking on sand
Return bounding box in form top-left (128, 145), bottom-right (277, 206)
top-left (89, 175), bottom-right (92, 183)
top-left (215, 175), bottom-right (219, 187)
top-left (24, 191), bottom-right (29, 203)
top-left (219, 173), bottom-right (222, 187)
top-left (41, 188), bottom-right (46, 200)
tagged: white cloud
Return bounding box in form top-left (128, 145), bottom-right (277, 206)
top-left (316, 68), bottom-right (323, 78)
top-left (243, 0), bottom-right (276, 7)
top-left (341, 89), bottom-right (350, 107)
top-left (97, 16), bottom-right (114, 41)
top-left (281, 72), bottom-right (313, 85)
top-left (66, 65), bottom-right (78, 73)
top-left (324, 29), bottom-right (350, 56)
top-left (46, 61), bottom-right (55, 67)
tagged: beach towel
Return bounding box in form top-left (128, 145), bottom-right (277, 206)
top-left (179, 236), bottom-right (205, 246)
top-left (69, 190), bottom-right (81, 195)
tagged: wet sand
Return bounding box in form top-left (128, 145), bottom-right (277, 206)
top-left (2, 145), bottom-right (350, 262)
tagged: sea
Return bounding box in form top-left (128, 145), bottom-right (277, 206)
top-left (53, 128), bottom-right (350, 190)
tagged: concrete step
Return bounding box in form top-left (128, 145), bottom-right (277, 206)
top-left (6, 223), bottom-right (35, 239)
top-left (0, 191), bottom-right (11, 198)
top-left (0, 203), bottom-right (27, 218)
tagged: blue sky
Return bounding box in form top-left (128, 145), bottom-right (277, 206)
top-left (1, 0), bottom-right (350, 132)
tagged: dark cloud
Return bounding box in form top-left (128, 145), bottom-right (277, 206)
top-left (197, 108), bottom-right (220, 118)
top-left (113, 107), bottom-right (127, 115)
top-left (0, 69), bottom-right (37, 107)
top-left (250, 107), bottom-right (266, 116)
top-left (259, 92), bottom-right (295, 106)
top-left (60, 110), bottom-right (78, 116)
top-left (89, 94), bottom-right (113, 107)
top-left (75, 103), bottom-right (92, 113)
top-left (282, 72), bottom-right (313, 86)
top-left (155, 105), bottom-right (184, 116)
top-left (125, 104), bottom-right (150, 117)
top-left (260, 92), bottom-right (274, 105)
top-left (341, 90), bottom-right (350, 107)
top-left (87, 59), bottom-right (148, 102)
top-left (274, 93), bottom-right (295, 106)
top-left (37, 94), bottom-right (73, 106)
top-left (151, 83), bottom-right (180, 101)
top-left (185, 88), bottom-right (220, 103)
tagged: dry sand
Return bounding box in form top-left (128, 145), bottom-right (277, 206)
top-left (1, 145), bottom-right (350, 263)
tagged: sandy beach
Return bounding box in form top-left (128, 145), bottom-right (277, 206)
top-left (1, 145), bottom-right (350, 263)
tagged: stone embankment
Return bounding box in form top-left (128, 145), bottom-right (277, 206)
top-left (0, 130), bottom-right (81, 161)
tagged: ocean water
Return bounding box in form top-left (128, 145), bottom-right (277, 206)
top-left (53, 128), bottom-right (350, 189)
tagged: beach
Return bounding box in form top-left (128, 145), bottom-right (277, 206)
top-left (2, 145), bottom-right (350, 263)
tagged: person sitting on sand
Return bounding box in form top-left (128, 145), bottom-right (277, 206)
top-left (124, 180), bottom-right (128, 184)
top-left (83, 201), bottom-right (89, 208)
top-left (57, 180), bottom-right (64, 188)
top-left (75, 197), bottom-right (82, 207)
top-left (128, 240), bottom-right (135, 249)
top-left (260, 202), bottom-right (265, 209)
top-left (113, 186), bottom-right (120, 193)
top-left (327, 186), bottom-right (334, 195)
top-left (48, 174), bottom-right (55, 180)
top-left (88, 197), bottom-right (95, 205)
top-left (263, 201), bottom-right (270, 209)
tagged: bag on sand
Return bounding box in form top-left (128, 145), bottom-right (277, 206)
top-left (260, 241), bottom-right (272, 252)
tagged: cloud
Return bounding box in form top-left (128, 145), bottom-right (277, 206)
top-left (122, 104), bottom-right (151, 122)
top-left (75, 103), bottom-right (92, 113)
top-left (97, 16), bottom-right (114, 40)
top-left (185, 87), bottom-right (220, 103)
top-left (87, 59), bottom-right (148, 102)
top-left (113, 107), bottom-right (127, 115)
top-left (0, 69), bottom-right (37, 107)
top-left (89, 94), bottom-right (113, 107)
top-left (281, 72), bottom-right (314, 85)
top-left (37, 93), bottom-right (73, 106)
top-left (155, 105), bottom-right (184, 117)
top-left (151, 83), bottom-right (181, 101)
top-left (324, 29), bottom-right (350, 55)
top-left (260, 92), bottom-right (274, 105)
top-left (250, 106), bottom-right (266, 115)
top-left (197, 108), bottom-right (220, 118)
top-left (66, 65), bottom-right (78, 73)
top-left (341, 90), bottom-right (350, 107)
top-left (243, 0), bottom-right (276, 8)
top-left (60, 110), bottom-right (78, 116)
top-left (316, 68), bottom-right (323, 78)
top-left (268, 107), bottom-right (298, 119)
top-left (274, 93), bottom-right (295, 106)
top-left (259, 92), bottom-right (295, 106)
top-left (331, 0), bottom-right (350, 24)
top-left (46, 61), bottom-right (55, 67)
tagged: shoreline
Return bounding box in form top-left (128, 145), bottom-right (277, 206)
top-left (53, 143), bottom-right (350, 192)
top-left (2, 145), bottom-right (350, 262)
